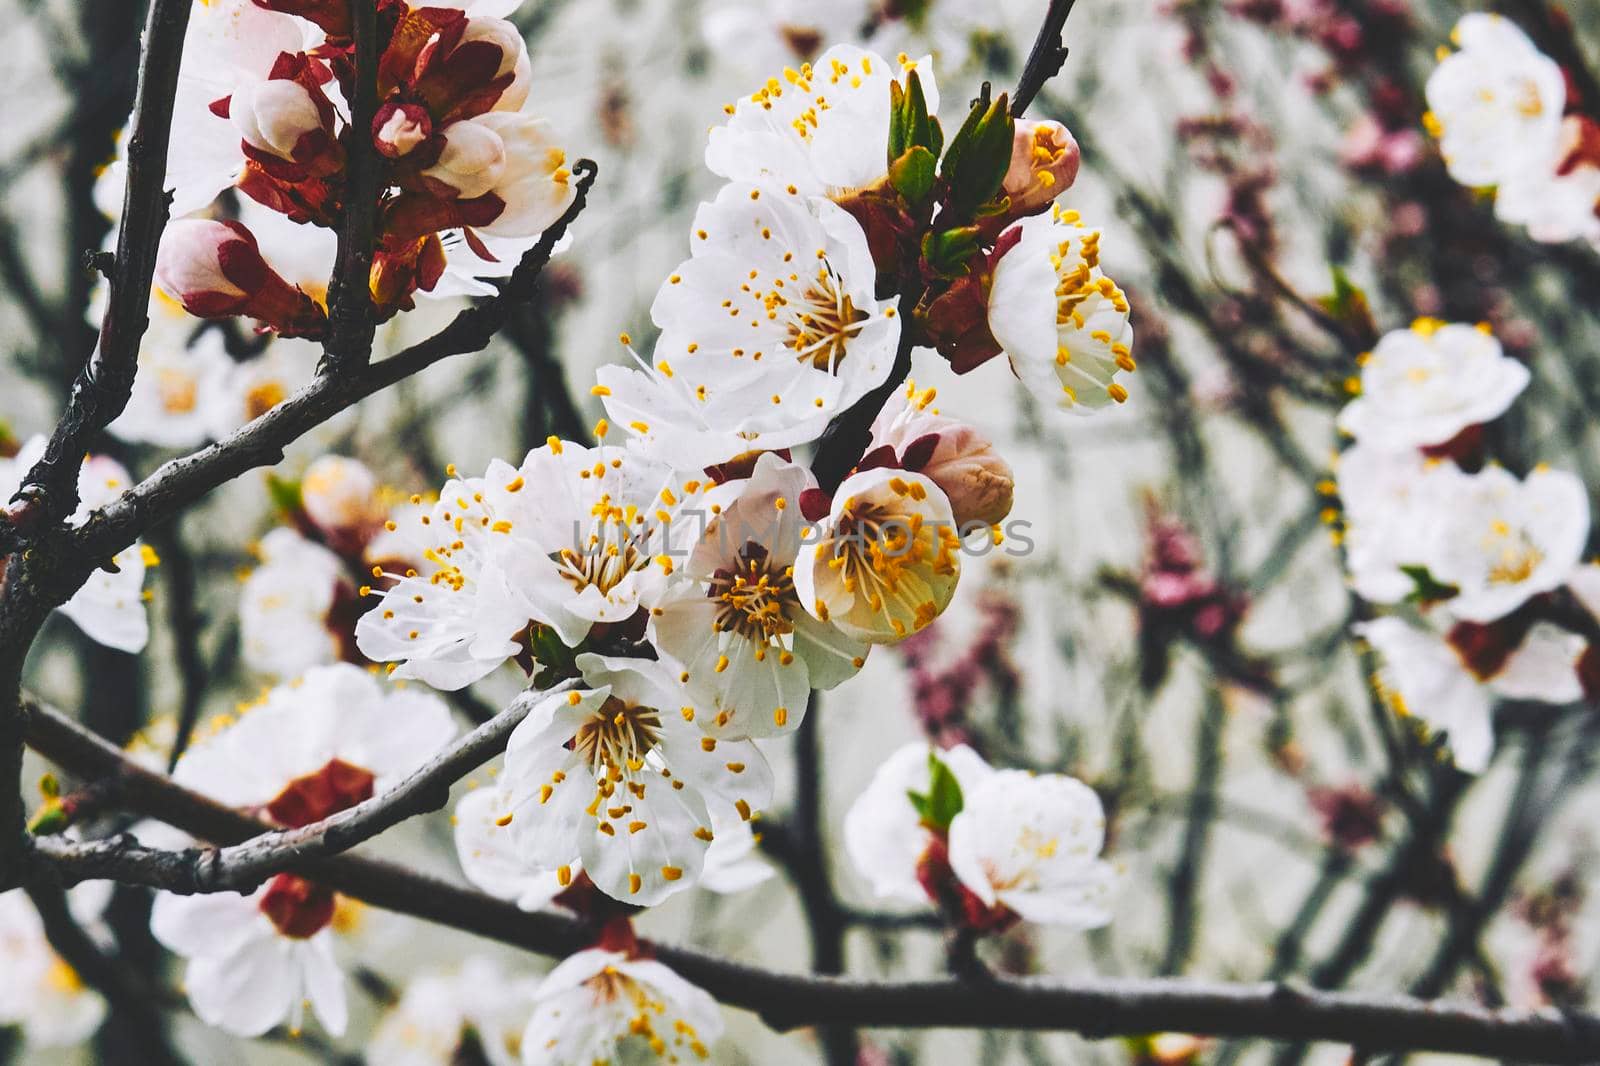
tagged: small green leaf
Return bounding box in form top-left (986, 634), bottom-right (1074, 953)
top-left (887, 80), bottom-right (909, 164)
top-left (28, 802), bottom-right (68, 837)
top-left (1399, 565), bottom-right (1459, 604)
top-left (922, 752), bottom-right (965, 830)
top-left (889, 146), bottom-right (937, 205)
top-left (266, 473), bottom-right (303, 515)
top-left (939, 87), bottom-right (1014, 218)
top-left (922, 225), bottom-right (981, 277)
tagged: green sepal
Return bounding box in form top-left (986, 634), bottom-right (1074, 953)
top-left (922, 225), bottom-right (982, 278)
top-left (266, 473), bottom-right (303, 515)
top-left (1400, 565), bottom-right (1459, 605)
top-left (28, 802), bottom-right (69, 837)
top-left (889, 146), bottom-right (938, 206)
top-left (906, 752), bottom-right (965, 832)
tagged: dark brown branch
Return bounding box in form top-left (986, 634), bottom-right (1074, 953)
top-left (18, 695), bottom-right (1600, 1060)
top-left (5, 0), bottom-right (192, 533)
top-left (320, 0), bottom-right (380, 375)
top-left (1012, 0), bottom-right (1081, 118)
top-left (35, 690), bottom-right (535, 894)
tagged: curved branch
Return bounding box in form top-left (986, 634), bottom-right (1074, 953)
top-left (5, 0), bottom-right (193, 532)
top-left (18, 695), bottom-right (1600, 1061)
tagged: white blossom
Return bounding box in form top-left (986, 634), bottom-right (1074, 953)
top-left (947, 770), bottom-right (1116, 928)
top-left (1336, 320), bottom-right (1530, 451)
top-left (843, 741), bottom-right (993, 904)
top-left (652, 453), bottom-right (868, 740)
top-left (354, 442), bottom-right (697, 690)
top-left (793, 467), bottom-right (963, 643)
top-left (1424, 465), bottom-right (1589, 623)
top-left (522, 948), bottom-right (722, 1065)
top-left (366, 958), bottom-right (537, 1066)
top-left (0, 437), bottom-right (150, 653)
top-left (599, 183), bottom-right (899, 468)
top-left (1425, 15), bottom-right (1566, 192)
top-left (151, 664), bottom-right (456, 1037)
top-left (987, 206), bottom-right (1135, 414)
top-left (705, 45), bottom-right (939, 197)
top-left (1335, 445), bottom-right (1461, 604)
top-left (0, 884), bottom-right (112, 1049)
top-left (493, 655), bottom-right (773, 905)
top-left (239, 528), bottom-right (347, 678)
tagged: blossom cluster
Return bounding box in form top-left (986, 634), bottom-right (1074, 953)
top-left (1333, 316), bottom-right (1596, 772)
top-left (1426, 14), bottom-right (1600, 246)
top-left (10, 6), bottom-right (1141, 1059)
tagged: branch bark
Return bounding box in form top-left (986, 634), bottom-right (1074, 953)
top-left (1012, 0), bottom-right (1080, 118)
top-left (5, 0), bottom-right (192, 533)
top-left (320, 0), bottom-right (380, 375)
top-left (17, 695), bottom-right (1600, 1061)
top-left (36, 689), bottom-right (532, 893)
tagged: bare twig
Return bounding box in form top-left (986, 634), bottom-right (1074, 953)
top-left (5, 0), bottom-right (192, 533)
top-left (1012, 0), bottom-right (1081, 118)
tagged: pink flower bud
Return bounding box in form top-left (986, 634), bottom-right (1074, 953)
top-left (421, 118), bottom-right (507, 199)
top-left (1003, 120), bottom-right (1080, 215)
top-left (868, 383), bottom-right (1015, 527)
top-left (231, 78), bottom-right (324, 163)
top-left (300, 455), bottom-right (382, 540)
top-left (410, 15), bottom-right (532, 124)
top-left (155, 219), bottom-right (327, 338)
top-left (372, 102), bottom-right (433, 159)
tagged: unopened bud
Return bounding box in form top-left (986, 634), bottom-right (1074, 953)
top-left (421, 118), bottom-right (507, 199)
top-left (412, 15), bottom-right (532, 123)
top-left (869, 384), bottom-right (1015, 527)
top-left (372, 102), bottom-right (433, 159)
top-left (1003, 120), bottom-right (1080, 215)
top-left (300, 455), bottom-right (382, 537)
top-left (155, 219), bottom-right (327, 338)
top-left (251, 0), bottom-right (350, 38)
top-left (231, 77), bottom-right (325, 163)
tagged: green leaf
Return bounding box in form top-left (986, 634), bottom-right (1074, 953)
top-left (889, 146), bottom-right (937, 205)
top-left (266, 473), bottom-right (303, 515)
top-left (888, 80), bottom-right (909, 164)
top-left (905, 69), bottom-right (934, 153)
top-left (1399, 565), bottom-right (1459, 604)
top-left (923, 752), bottom-right (965, 830)
top-left (940, 87), bottom-right (1014, 218)
top-left (28, 802), bottom-right (68, 837)
top-left (922, 224), bottom-right (981, 277)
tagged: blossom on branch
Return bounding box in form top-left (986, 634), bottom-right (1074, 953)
top-left (149, 664), bottom-right (456, 1037)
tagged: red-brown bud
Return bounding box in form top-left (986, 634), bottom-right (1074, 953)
top-left (155, 219), bottom-right (329, 338)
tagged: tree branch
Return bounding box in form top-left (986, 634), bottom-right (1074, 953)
top-left (64, 160), bottom-right (597, 575)
top-left (320, 0), bottom-right (380, 375)
top-left (34, 689), bottom-right (534, 894)
top-left (4, 0), bottom-right (192, 535)
top-left (1012, 0), bottom-right (1080, 118)
top-left (17, 694), bottom-right (1600, 1060)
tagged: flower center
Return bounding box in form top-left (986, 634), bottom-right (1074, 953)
top-left (157, 368), bottom-right (199, 414)
top-left (574, 696), bottom-right (663, 778)
top-left (709, 542), bottom-right (796, 642)
top-left (785, 266), bottom-right (868, 371)
top-left (554, 493), bottom-right (650, 597)
top-left (258, 758), bottom-right (374, 939)
top-left (1484, 519), bottom-right (1544, 585)
top-left (825, 484), bottom-right (957, 637)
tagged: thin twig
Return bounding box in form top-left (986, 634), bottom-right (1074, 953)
top-left (1012, 0), bottom-right (1080, 118)
top-left (5, 0), bottom-right (192, 533)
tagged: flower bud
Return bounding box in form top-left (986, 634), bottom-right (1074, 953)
top-left (411, 15), bottom-right (532, 124)
top-left (300, 455), bottom-right (383, 539)
top-left (1003, 120), bottom-right (1080, 215)
top-left (421, 118), bottom-right (507, 199)
top-left (155, 219), bottom-right (327, 338)
top-left (868, 381), bottom-right (1015, 527)
top-left (231, 77), bottom-right (324, 163)
top-left (251, 0), bottom-right (349, 38)
top-left (372, 102), bottom-right (433, 159)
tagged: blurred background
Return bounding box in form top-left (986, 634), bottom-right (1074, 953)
top-left (3, 0), bottom-right (1600, 1063)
